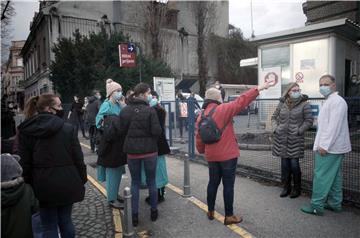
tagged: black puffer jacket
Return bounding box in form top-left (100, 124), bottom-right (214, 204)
top-left (154, 105), bottom-right (170, 156)
top-left (118, 98), bottom-right (162, 154)
top-left (271, 95), bottom-right (313, 159)
top-left (18, 113), bottom-right (87, 208)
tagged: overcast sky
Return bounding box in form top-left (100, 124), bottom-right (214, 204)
top-left (9, 0), bottom-right (306, 41)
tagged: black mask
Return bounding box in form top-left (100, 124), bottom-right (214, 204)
top-left (52, 107), bottom-right (64, 118)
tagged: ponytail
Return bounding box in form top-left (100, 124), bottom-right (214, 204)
top-left (24, 96), bottom-right (39, 119)
top-left (24, 94), bottom-right (58, 119)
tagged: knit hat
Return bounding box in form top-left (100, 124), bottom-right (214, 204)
top-left (205, 87), bottom-right (222, 103)
top-left (1, 154), bottom-right (22, 182)
top-left (106, 79), bottom-right (122, 98)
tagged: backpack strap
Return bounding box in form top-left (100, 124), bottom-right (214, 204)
top-left (207, 106), bottom-right (229, 132)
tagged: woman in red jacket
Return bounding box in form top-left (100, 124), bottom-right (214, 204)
top-left (196, 82), bottom-right (271, 225)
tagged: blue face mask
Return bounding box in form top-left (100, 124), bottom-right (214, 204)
top-left (319, 86), bottom-right (332, 97)
top-left (149, 98), bottom-right (158, 107)
top-left (113, 91), bottom-right (122, 101)
top-left (147, 95), bottom-right (152, 102)
top-left (290, 91), bottom-right (301, 99)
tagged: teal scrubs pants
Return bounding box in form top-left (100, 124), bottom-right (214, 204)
top-left (97, 165), bottom-right (126, 202)
top-left (311, 153), bottom-right (344, 210)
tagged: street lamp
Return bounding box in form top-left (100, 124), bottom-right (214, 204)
top-left (178, 27), bottom-right (191, 198)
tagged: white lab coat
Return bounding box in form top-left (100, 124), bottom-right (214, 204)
top-left (313, 92), bottom-right (352, 154)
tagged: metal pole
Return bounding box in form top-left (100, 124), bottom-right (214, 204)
top-left (137, 46), bottom-right (142, 83)
top-left (123, 187), bottom-right (134, 238)
top-left (183, 98), bottom-right (192, 198)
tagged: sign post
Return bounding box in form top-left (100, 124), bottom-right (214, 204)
top-left (119, 43), bottom-right (136, 68)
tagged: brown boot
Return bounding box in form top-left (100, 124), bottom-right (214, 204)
top-left (207, 211), bottom-right (214, 220)
top-left (224, 215), bottom-right (243, 225)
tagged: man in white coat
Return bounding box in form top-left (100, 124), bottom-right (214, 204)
top-left (301, 74), bottom-right (352, 216)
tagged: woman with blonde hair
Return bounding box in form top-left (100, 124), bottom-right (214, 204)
top-left (271, 83), bottom-right (313, 198)
top-left (95, 79), bottom-right (127, 209)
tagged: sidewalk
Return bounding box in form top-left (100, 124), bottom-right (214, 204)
top-left (79, 138), bottom-right (360, 238)
top-left (72, 182), bottom-right (116, 237)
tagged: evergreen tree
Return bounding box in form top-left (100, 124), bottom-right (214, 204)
top-left (50, 28), bottom-right (173, 102)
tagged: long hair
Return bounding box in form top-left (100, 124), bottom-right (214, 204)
top-left (24, 94), bottom-right (58, 119)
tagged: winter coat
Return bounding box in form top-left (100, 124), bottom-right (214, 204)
top-left (97, 115), bottom-right (127, 168)
top-left (18, 113), bottom-right (87, 208)
top-left (69, 101), bottom-right (84, 123)
top-left (196, 88), bottom-right (259, 162)
top-left (85, 96), bottom-right (101, 126)
top-left (117, 97), bottom-right (162, 155)
top-left (271, 95), bottom-right (313, 159)
top-left (154, 104), bottom-right (171, 156)
top-left (1, 177), bottom-right (38, 238)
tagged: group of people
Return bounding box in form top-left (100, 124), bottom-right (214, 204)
top-left (195, 74), bottom-right (351, 225)
top-left (1, 74), bottom-right (352, 237)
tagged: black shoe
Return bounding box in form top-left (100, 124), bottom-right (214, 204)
top-left (151, 209), bottom-right (158, 221)
top-left (280, 188), bottom-right (291, 197)
top-left (290, 187), bottom-right (301, 198)
top-left (132, 214), bottom-right (139, 227)
top-left (108, 200), bottom-right (124, 209)
top-left (158, 195), bottom-right (165, 203)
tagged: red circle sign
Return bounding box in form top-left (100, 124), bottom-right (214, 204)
top-left (295, 72), bottom-right (304, 82)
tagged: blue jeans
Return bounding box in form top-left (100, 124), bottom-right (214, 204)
top-left (207, 158), bottom-right (237, 216)
top-left (281, 158), bottom-right (301, 183)
top-left (39, 204), bottom-right (74, 238)
top-left (127, 156), bottom-right (157, 214)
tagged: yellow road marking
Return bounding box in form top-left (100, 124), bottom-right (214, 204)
top-left (80, 142), bottom-right (91, 149)
top-left (166, 183), bottom-right (254, 238)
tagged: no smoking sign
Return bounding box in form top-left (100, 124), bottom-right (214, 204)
top-left (295, 72), bottom-right (304, 83)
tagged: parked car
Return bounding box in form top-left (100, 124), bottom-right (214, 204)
top-left (227, 95), bottom-right (258, 115)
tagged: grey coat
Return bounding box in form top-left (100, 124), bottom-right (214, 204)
top-left (271, 95), bottom-right (313, 159)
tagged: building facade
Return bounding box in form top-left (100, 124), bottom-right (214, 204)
top-left (303, 1), bottom-right (360, 25)
top-left (21, 1), bottom-right (229, 100)
top-left (2, 41), bottom-right (25, 109)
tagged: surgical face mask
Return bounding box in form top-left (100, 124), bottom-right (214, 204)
top-left (96, 94), bottom-right (101, 100)
top-left (352, 79), bottom-right (357, 84)
top-left (215, 85), bottom-right (220, 89)
top-left (147, 94), bottom-right (152, 102)
top-left (52, 107), bottom-right (64, 118)
top-left (319, 86), bottom-right (332, 97)
top-left (149, 98), bottom-right (158, 107)
top-left (113, 91), bottom-right (122, 101)
top-left (290, 91), bottom-right (301, 99)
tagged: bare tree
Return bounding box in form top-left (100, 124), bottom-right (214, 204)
top-left (192, 1), bottom-right (217, 97)
top-left (143, 1), bottom-right (168, 60)
top-left (1, 0), bottom-right (16, 63)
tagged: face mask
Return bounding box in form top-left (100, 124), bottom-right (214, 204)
top-left (96, 95), bottom-right (101, 100)
top-left (215, 85), bottom-right (220, 89)
top-left (147, 95), bottom-right (152, 102)
top-left (113, 91), bottom-right (122, 101)
top-left (352, 79), bottom-right (357, 84)
top-left (319, 86), bottom-right (332, 97)
top-left (52, 108), bottom-right (64, 118)
top-left (149, 98), bottom-right (158, 107)
top-left (290, 91), bottom-right (301, 99)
